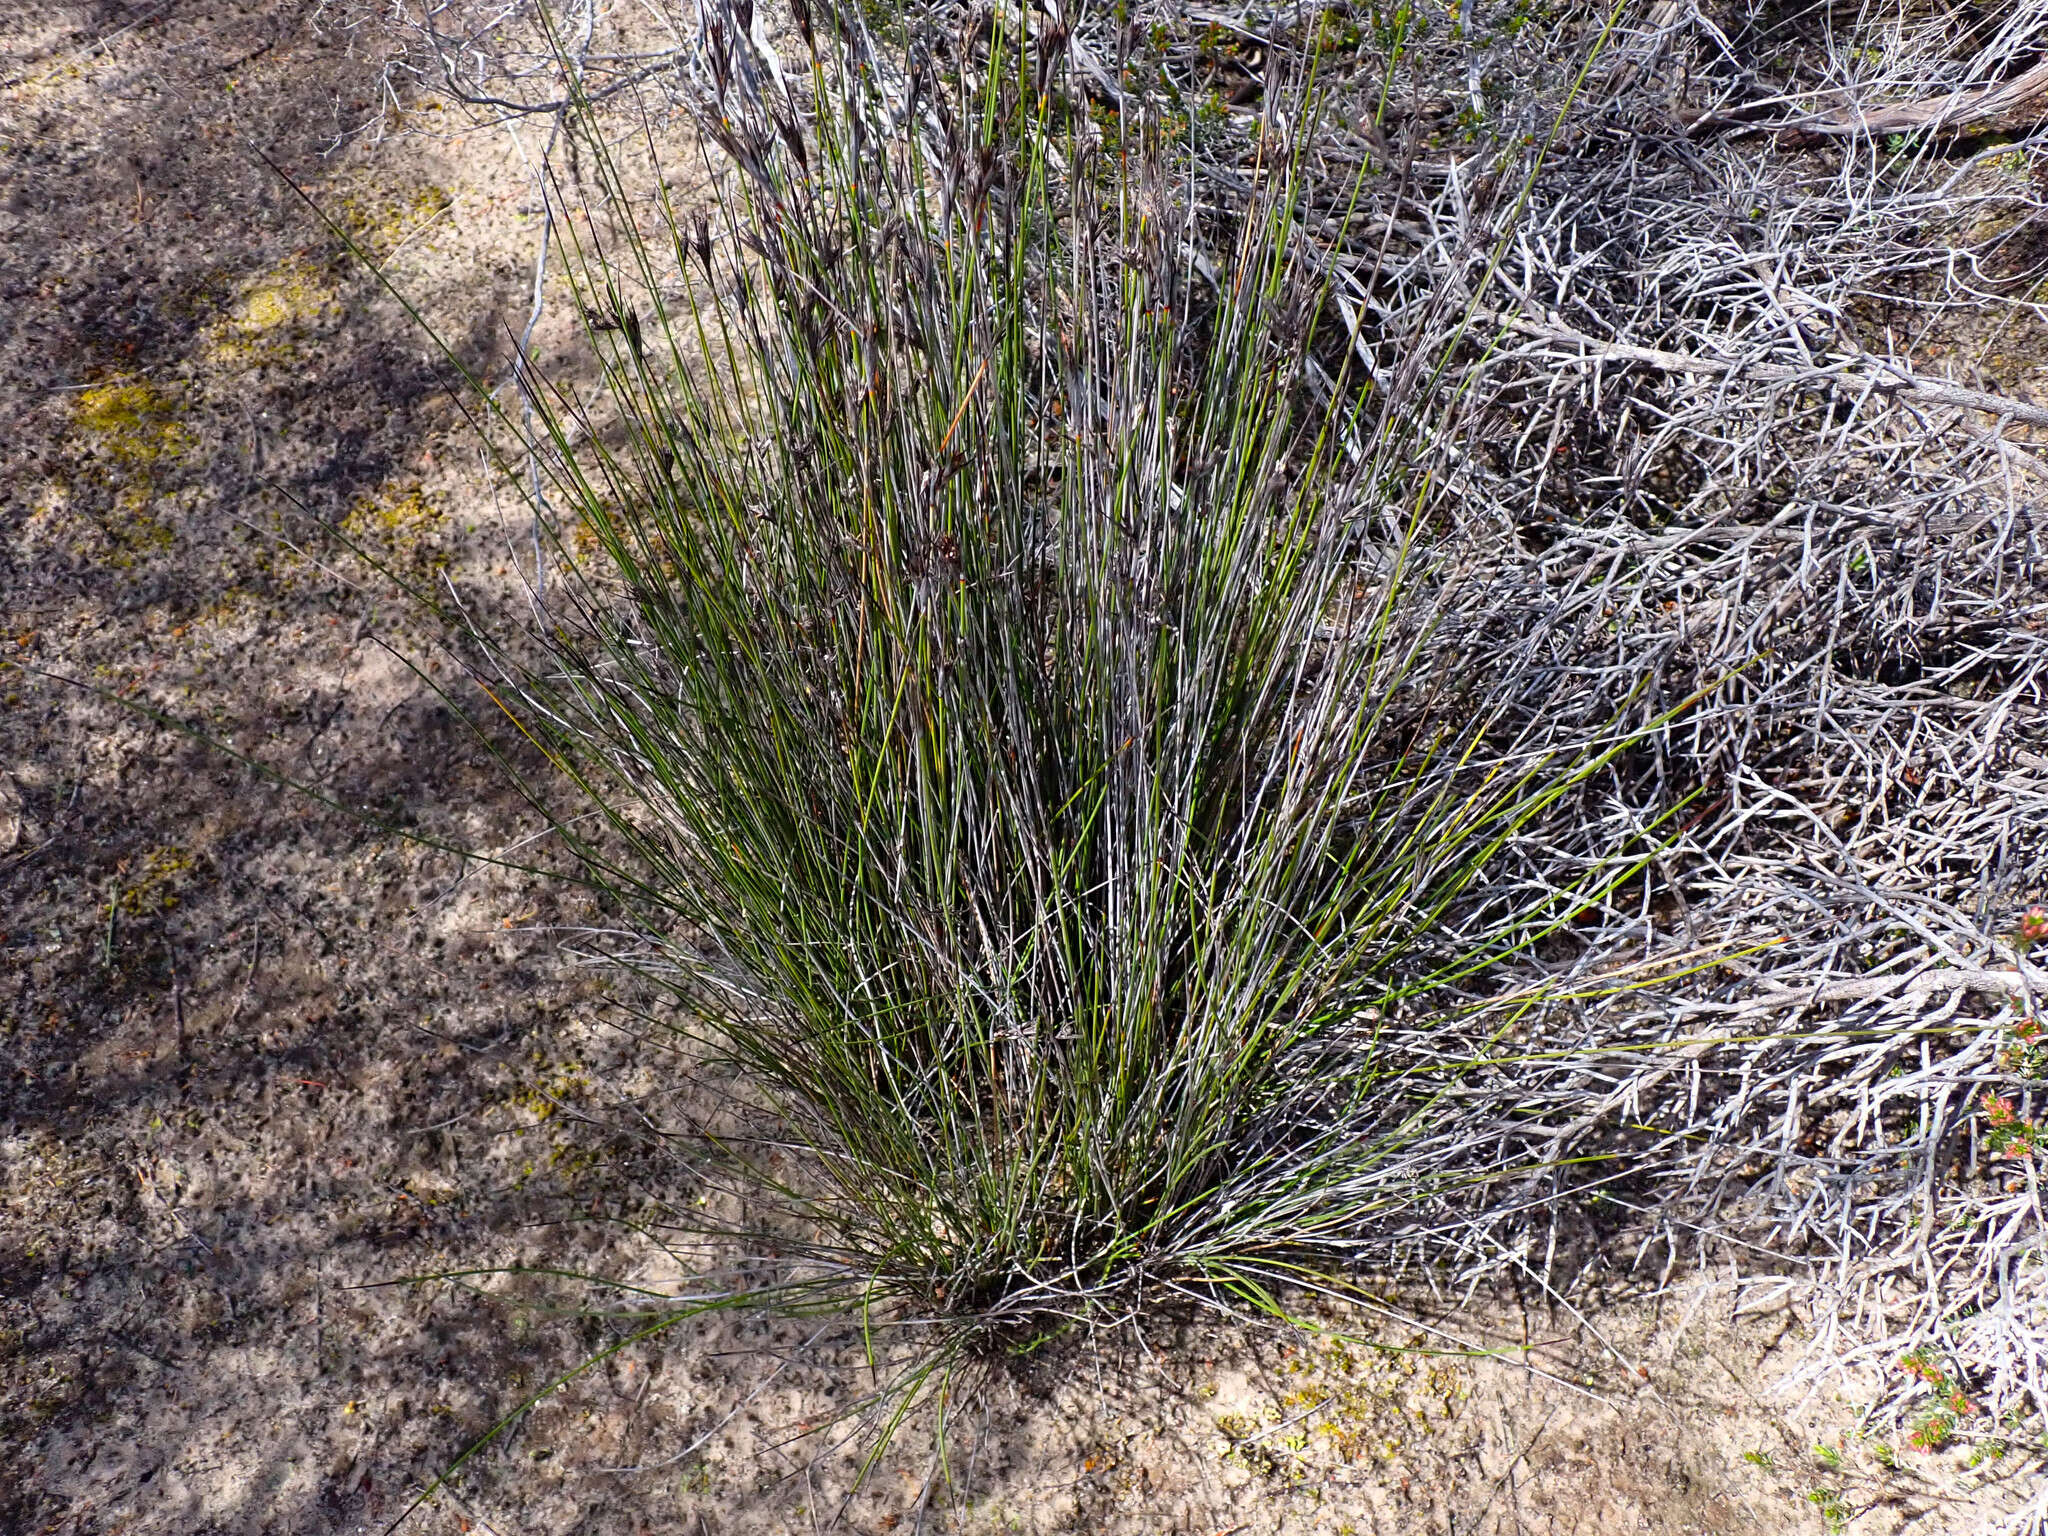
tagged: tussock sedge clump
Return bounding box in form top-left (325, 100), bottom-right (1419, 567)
top-left (398, 0), bottom-right (1683, 1454)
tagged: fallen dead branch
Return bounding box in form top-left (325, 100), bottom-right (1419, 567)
top-left (1812, 56), bottom-right (2048, 140)
top-left (1488, 309), bottom-right (2048, 436)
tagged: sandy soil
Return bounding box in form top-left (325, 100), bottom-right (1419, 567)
top-left (1, 5), bottom-right (2037, 1533)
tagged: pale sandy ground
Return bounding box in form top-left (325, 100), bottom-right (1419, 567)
top-left (0, 5), bottom-right (2036, 1533)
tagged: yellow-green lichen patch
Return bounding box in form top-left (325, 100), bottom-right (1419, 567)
top-left (341, 483), bottom-right (448, 577)
top-left (1213, 1337), bottom-right (1471, 1482)
top-left (106, 489), bottom-right (177, 564)
top-left (204, 258), bottom-right (338, 368)
top-left (498, 1055), bottom-right (603, 1188)
top-left (93, 845), bottom-right (207, 971)
top-left (107, 845), bottom-right (201, 918)
top-left (73, 380), bottom-right (194, 467)
top-left (336, 182), bottom-right (454, 261)
top-left (65, 380), bottom-right (191, 563)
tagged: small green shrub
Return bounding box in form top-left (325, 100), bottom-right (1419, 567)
top-left (415, 0), bottom-right (1659, 1428)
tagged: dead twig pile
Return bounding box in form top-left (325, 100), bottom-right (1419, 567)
top-left (1312, 0), bottom-right (2048, 1459)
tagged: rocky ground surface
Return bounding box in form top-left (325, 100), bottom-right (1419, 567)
top-left (0, 4), bottom-right (2034, 1533)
